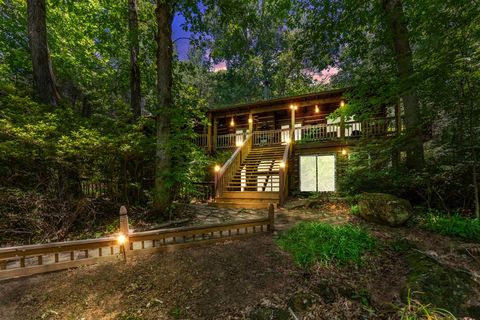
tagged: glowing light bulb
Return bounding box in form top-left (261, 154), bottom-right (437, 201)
top-left (340, 100), bottom-right (345, 107)
top-left (315, 105), bottom-right (319, 113)
top-left (248, 117), bottom-right (253, 124)
top-left (117, 234), bottom-right (126, 245)
top-left (214, 165), bottom-right (221, 172)
top-left (341, 148), bottom-right (347, 155)
top-left (230, 117), bottom-right (235, 127)
top-left (236, 141), bottom-right (244, 147)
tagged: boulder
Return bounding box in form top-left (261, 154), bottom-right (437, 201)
top-left (357, 193), bottom-right (413, 227)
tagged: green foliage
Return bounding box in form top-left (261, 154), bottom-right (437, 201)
top-left (277, 222), bottom-right (375, 267)
top-left (0, 86), bottom-right (154, 202)
top-left (417, 211), bottom-right (480, 242)
top-left (397, 290), bottom-right (456, 320)
top-left (350, 204), bottom-right (359, 216)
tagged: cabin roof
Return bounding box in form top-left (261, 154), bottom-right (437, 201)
top-left (208, 87), bottom-right (348, 115)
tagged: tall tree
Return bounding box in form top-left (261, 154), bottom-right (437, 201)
top-left (381, 0), bottom-right (424, 170)
top-left (128, 0), bottom-right (142, 120)
top-left (27, 0), bottom-right (60, 106)
top-left (153, 0), bottom-right (174, 213)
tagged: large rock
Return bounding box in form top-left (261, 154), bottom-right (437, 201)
top-left (357, 193), bottom-right (413, 227)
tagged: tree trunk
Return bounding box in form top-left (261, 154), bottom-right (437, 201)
top-left (128, 0), bottom-right (142, 120)
top-left (27, 0), bottom-right (60, 106)
top-left (153, 0), bottom-right (174, 213)
top-left (382, 0), bottom-right (424, 170)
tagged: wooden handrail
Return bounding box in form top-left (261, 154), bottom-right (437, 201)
top-left (215, 134), bottom-right (252, 198)
top-left (279, 139), bottom-right (291, 207)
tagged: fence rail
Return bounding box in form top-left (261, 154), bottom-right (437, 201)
top-left (0, 205), bottom-right (274, 280)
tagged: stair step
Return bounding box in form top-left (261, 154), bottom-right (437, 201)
top-left (209, 202), bottom-right (274, 209)
top-left (221, 191), bottom-right (279, 199)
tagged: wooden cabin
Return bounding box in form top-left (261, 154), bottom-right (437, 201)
top-left (193, 88), bottom-right (402, 208)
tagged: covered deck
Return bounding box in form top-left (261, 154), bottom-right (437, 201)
top-left (193, 88), bottom-right (403, 151)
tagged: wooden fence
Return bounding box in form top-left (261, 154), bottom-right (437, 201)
top-left (0, 205), bottom-right (275, 280)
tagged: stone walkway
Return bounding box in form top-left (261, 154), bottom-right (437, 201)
top-left (183, 200), bottom-right (350, 232)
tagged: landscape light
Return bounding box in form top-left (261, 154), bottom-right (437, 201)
top-left (117, 234), bottom-right (126, 245)
top-left (214, 164), bottom-right (221, 172)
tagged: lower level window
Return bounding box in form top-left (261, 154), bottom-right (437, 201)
top-left (300, 154), bottom-right (336, 192)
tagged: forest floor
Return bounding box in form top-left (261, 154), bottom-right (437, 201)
top-left (1, 199), bottom-right (480, 319)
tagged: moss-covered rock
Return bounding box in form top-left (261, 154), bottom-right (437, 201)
top-left (357, 193), bottom-right (413, 226)
top-left (404, 250), bottom-right (480, 318)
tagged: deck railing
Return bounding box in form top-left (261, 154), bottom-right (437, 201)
top-left (192, 134), bottom-right (208, 148)
top-left (252, 128), bottom-right (290, 146)
top-left (198, 116), bottom-right (400, 150)
top-left (215, 132), bottom-right (248, 149)
top-left (215, 134), bottom-right (252, 197)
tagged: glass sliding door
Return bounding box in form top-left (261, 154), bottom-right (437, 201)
top-left (300, 154), bottom-right (336, 192)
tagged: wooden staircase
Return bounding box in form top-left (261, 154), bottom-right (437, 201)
top-left (212, 145), bottom-right (285, 208)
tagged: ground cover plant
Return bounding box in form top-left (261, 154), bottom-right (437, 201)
top-left (416, 211), bottom-right (480, 243)
top-left (277, 221), bottom-right (375, 267)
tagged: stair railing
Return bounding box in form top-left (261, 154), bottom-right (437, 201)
top-left (279, 133), bottom-right (292, 207)
top-left (214, 134), bottom-right (252, 198)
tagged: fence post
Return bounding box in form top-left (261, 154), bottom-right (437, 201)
top-left (268, 203), bottom-right (275, 233)
top-left (119, 206), bottom-right (130, 261)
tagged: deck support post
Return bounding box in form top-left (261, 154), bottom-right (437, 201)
top-left (213, 117), bottom-right (218, 152)
top-left (340, 114), bottom-right (345, 139)
top-left (290, 106), bottom-right (296, 143)
top-left (248, 110), bottom-right (253, 134)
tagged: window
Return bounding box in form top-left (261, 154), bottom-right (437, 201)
top-left (300, 154), bottom-right (336, 192)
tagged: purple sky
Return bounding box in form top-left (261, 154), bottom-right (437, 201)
top-left (172, 13), bottom-right (191, 60)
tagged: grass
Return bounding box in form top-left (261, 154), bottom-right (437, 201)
top-left (397, 290), bottom-right (457, 320)
top-left (417, 212), bottom-right (480, 242)
top-left (277, 222), bottom-right (375, 267)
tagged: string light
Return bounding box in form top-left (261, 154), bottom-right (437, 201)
top-left (340, 100), bottom-right (345, 107)
top-left (230, 116), bottom-right (235, 127)
top-left (341, 148), bottom-right (347, 155)
top-left (315, 105), bottom-right (319, 113)
top-left (214, 165), bottom-right (221, 172)
top-left (248, 117), bottom-right (253, 124)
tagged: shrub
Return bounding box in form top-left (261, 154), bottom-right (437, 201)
top-left (277, 222), bottom-right (375, 267)
top-left (417, 212), bottom-right (480, 242)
